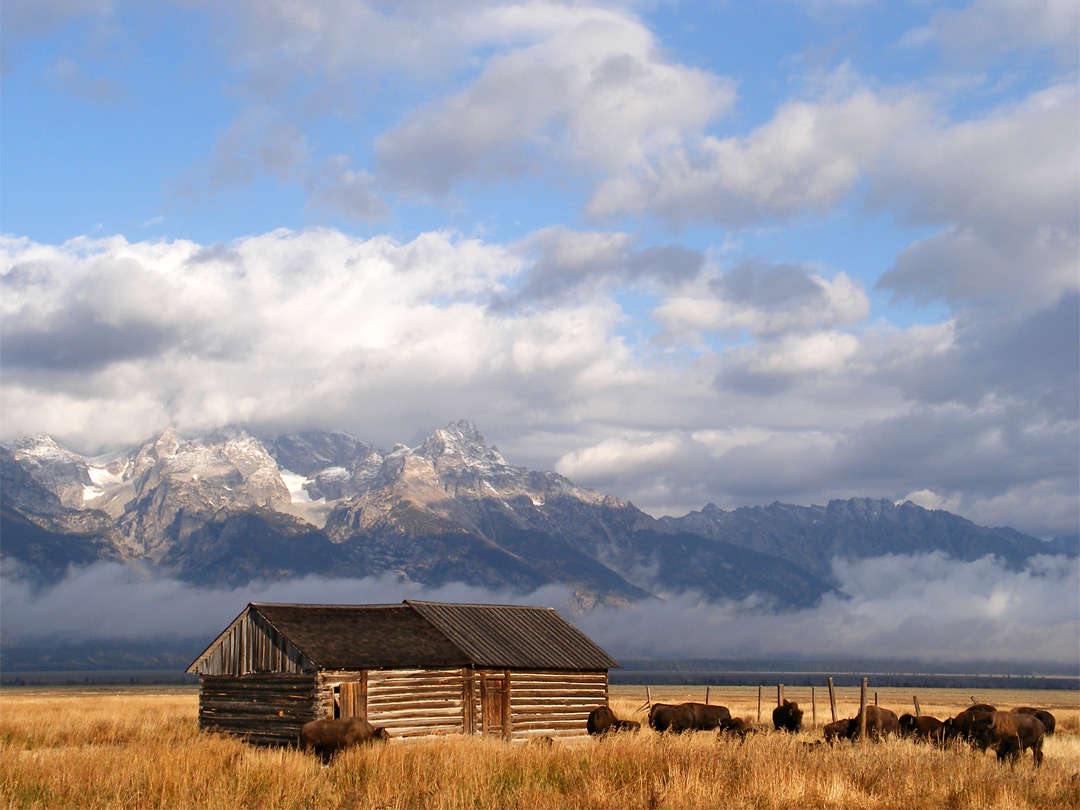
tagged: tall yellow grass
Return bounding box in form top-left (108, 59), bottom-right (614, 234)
top-left (2, 685), bottom-right (1077, 809)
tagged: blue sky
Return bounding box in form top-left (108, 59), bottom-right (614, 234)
top-left (2, 0), bottom-right (1078, 538)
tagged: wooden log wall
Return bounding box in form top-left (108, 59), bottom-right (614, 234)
top-left (508, 670), bottom-right (607, 741)
top-left (199, 667), bottom-right (609, 745)
top-left (369, 668), bottom-right (467, 738)
top-left (198, 674), bottom-right (317, 747)
top-left (316, 668), bottom-right (468, 739)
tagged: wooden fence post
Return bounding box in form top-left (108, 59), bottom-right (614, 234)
top-left (913, 696), bottom-right (921, 717)
top-left (757, 685), bottom-right (762, 724)
top-left (706, 686), bottom-right (710, 705)
top-left (874, 691), bottom-right (879, 707)
top-left (858, 678), bottom-right (868, 743)
top-left (646, 686), bottom-right (652, 709)
top-left (777, 683), bottom-right (783, 707)
top-left (812, 686), bottom-right (816, 727)
top-left (828, 677), bottom-right (837, 723)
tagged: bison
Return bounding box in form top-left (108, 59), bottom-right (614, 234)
top-left (719, 717), bottom-right (755, 738)
top-left (1012, 707), bottom-right (1056, 735)
top-left (648, 702), bottom-right (731, 733)
top-left (684, 702), bottom-right (732, 731)
top-left (943, 708), bottom-right (993, 744)
top-left (823, 718), bottom-right (851, 743)
top-left (587, 705), bottom-right (616, 735)
top-left (898, 714), bottom-right (944, 743)
top-left (587, 706), bottom-right (641, 735)
top-left (300, 717), bottom-right (389, 762)
top-left (648, 703), bottom-right (696, 733)
top-left (971, 711), bottom-right (1045, 767)
top-left (772, 700), bottom-right (804, 733)
top-left (849, 706), bottom-right (899, 741)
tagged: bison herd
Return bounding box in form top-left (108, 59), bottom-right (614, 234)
top-left (297, 698), bottom-right (1057, 769)
top-left (586, 699), bottom-right (1057, 768)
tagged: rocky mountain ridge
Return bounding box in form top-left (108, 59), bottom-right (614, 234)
top-left (2, 420), bottom-right (1073, 609)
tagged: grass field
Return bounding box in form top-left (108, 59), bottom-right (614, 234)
top-left (1, 684), bottom-right (1078, 809)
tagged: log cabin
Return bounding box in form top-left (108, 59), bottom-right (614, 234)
top-left (186, 600), bottom-right (619, 745)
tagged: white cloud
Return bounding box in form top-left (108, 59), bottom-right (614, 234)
top-left (0, 229), bottom-right (640, 452)
top-left (374, 5), bottom-right (735, 195)
top-left (587, 86), bottom-right (928, 225)
top-left (653, 261), bottom-right (869, 344)
top-left (874, 83), bottom-right (1079, 315)
top-left (903, 0), bottom-right (1080, 64)
top-left (723, 331), bottom-right (860, 379)
top-left (556, 432), bottom-right (690, 482)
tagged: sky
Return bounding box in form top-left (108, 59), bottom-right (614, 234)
top-left (2, 0), bottom-right (1078, 543)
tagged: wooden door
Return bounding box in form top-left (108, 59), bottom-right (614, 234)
top-left (479, 676), bottom-right (505, 738)
top-left (338, 676), bottom-right (367, 720)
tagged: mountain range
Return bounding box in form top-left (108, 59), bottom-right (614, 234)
top-left (2, 419), bottom-right (1074, 611)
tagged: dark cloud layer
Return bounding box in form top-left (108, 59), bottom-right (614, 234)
top-left (4, 554), bottom-right (1076, 666)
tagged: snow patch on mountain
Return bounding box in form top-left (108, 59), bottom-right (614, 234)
top-left (279, 470), bottom-right (317, 504)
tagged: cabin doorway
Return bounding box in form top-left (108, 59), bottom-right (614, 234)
top-left (479, 675), bottom-right (507, 738)
top-left (334, 677), bottom-right (367, 720)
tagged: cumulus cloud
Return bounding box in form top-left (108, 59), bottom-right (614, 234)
top-left (374, 5), bottom-right (734, 197)
top-left (654, 260), bottom-right (869, 346)
top-left (874, 83), bottom-right (1079, 316)
top-left (4, 554), bottom-right (1076, 667)
top-left (587, 86), bottom-right (928, 226)
top-left (0, 229), bottom-right (636, 452)
top-left (497, 227), bottom-right (704, 307)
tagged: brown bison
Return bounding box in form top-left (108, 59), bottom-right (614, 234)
top-left (587, 705), bottom-right (640, 735)
top-left (587, 705), bottom-right (616, 735)
top-left (823, 718), bottom-right (851, 743)
top-left (719, 717), bottom-right (755, 738)
top-left (898, 714), bottom-right (944, 743)
top-left (971, 711), bottom-right (1045, 767)
top-left (684, 702), bottom-right (732, 731)
top-left (772, 700), bottom-right (804, 732)
top-left (648, 702), bottom-right (731, 733)
top-left (300, 717), bottom-right (389, 762)
top-left (1012, 707), bottom-right (1056, 735)
top-left (850, 706), bottom-right (900, 741)
top-left (943, 707), bottom-right (994, 743)
top-left (648, 703), bottom-right (696, 733)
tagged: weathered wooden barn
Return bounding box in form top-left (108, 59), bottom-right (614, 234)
top-left (186, 600), bottom-right (618, 745)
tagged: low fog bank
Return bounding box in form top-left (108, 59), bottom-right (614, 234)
top-left (2, 552), bottom-right (1077, 668)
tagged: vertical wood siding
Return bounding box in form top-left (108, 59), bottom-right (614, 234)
top-left (191, 610), bottom-right (310, 676)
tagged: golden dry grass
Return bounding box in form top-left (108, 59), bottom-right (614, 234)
top-left (1, 685), bottom-right (1078, 809)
